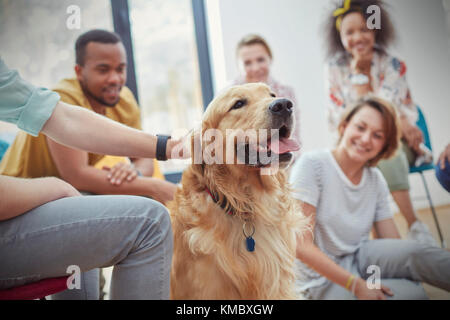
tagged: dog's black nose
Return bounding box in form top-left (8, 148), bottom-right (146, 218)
top-left (269, 98), bottom-right (293, 118)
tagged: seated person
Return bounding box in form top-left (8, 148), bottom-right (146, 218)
top-left (232, 34), bottom-right (301, 160)
top-left (0, 29), bottom-right (176, 204)
top-left (323, 0), bottom-right (435, 245)
top-left (436, 143), bottom-right (450, 192)
top-left (290, 97), bottom-right (450, 300)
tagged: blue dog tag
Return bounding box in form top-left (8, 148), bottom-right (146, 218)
top-left (246, 236), bottom-right (255, 252)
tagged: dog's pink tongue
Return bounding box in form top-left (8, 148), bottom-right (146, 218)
top-left (269, 138), bottom-right (300, 154)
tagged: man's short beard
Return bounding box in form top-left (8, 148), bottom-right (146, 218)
top-left (80, 82), bottom-right (120, 107)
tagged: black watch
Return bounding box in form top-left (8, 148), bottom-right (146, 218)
top-left (156, 134), bottom-right (171, 161)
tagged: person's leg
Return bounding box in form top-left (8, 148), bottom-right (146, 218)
top-left (391, 190), bottom-right (417, 228)
top-left (355, 239), bottom-right (450, 291)
top-left (0, 195), bottom-right (173, 299)
top-left (50, 269), bottom-right (100, 300)
top-left (378, 143), bottom-right (417, 228)
top-left (381, 279), bottom-right (428, 300)
top-left (378, 144), bottom-right (436, 245)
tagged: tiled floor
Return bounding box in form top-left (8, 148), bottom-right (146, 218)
top-left (101, 205), bottom-right (450, 300)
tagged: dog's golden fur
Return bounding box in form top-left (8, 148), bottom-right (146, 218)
top-left (168, 83), bottom-right (307, 299)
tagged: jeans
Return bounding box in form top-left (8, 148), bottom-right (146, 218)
top-left (0, 195), bottom-right (173, 300)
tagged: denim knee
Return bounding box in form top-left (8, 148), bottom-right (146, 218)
top-left (408, 241), bottom-right (435, 276)
top-left (140, 199), bottom-right (173, 249)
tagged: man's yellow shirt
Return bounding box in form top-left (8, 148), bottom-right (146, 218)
top-left (0, 78), bottom-right (164, 180)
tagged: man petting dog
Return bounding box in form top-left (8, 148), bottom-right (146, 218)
top-left (0, 29), bottom-right (176, 204)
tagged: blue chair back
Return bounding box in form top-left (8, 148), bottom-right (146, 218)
top-left (409, 106), bottom-right (434, 173)
top-left (0, 139), bottom-right (10, 162)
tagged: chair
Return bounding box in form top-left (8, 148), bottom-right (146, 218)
top-left (0, 276), bottom-right (69, 300)
top-left (0, 138), bottom-right (70, 300)
top-left (409, 106), bottom-right (446, 248)
top-left (0, 139), bottom-right (9, 162)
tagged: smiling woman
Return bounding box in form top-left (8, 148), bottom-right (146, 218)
top-left (323, 0), bottom-right (438, 246)
top-left (336, 97), bottom-right (400, 168)
top-left (290, 96), bottom-right (450, 300)
top-left (232, 34), bottom-right (301, 160)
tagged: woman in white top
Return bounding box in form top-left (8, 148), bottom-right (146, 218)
top-left (290, 97), bottom-right (450, 299)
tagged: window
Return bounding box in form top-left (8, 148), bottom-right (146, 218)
top-left (128, 0), bottom-right (205, 173)
top-left (0, 0), bottom-right (113, 88)
top-left (0, 0), bottom-right (211, 177)
top-left (0, 0), bottom-right (113, 138)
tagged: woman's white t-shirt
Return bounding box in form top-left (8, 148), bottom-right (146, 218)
top-left (289, 150), bottom-right (393, 291)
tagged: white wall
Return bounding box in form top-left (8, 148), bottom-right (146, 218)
top-left (206, 0), bottom-right (450, 209)
top-left (445, 0), bottom-right (450, 50)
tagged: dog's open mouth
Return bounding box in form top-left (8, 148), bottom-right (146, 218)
top-left (237, 125), bottom-right (300, 168)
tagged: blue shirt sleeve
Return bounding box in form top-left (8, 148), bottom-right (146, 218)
top-left (0, 58), bottom-right (60, 137)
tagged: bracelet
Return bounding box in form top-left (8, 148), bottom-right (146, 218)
top-left (156, 134), bottom-right (171, 161)
top-left (345, 274), bottom-right (355, 290)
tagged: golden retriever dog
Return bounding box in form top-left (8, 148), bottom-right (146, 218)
top-left (168, 83), bottom-right (307, 299)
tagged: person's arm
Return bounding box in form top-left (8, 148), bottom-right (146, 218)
top-left (0, 58), bottom-right (59, 137)
top-left (372, 172), bottom-right (400, 239)
top-left (437, 143), bottom-right (450, 170)
top-left (101, 158), bottom-right (154, 186)
top-left (0, 175), bottom-right (81, 221)
top-left (378, 58), bottom-right (423, 153)
top-left (46, 137), bottom-right (176, 204)
top-left (373, 218), bottom-right (401, 239)
top-left (296, 201), bottom-right (393, 300)
top-left (324, 62), bottom-right (347, 133)
top-left (0, 59), bottom-right (188, 159)
top-left (42, 101), bottom-right (188, 160)
top-left (130, 157), bottom-right (155, 177)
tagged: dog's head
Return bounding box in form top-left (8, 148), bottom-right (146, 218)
top-left (191, 83), bottom-right (300, 175)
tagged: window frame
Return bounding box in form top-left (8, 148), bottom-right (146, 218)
top-left (110, 0), bottom-right (214, 182)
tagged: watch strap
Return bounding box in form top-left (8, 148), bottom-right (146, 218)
top-left (156, 134), bottom-right (171, 161)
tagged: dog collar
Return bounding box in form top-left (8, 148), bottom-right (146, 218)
top-left (204, 187), bottom-right (255, 252)
top-left (204, 187), bottom-right (234, 215)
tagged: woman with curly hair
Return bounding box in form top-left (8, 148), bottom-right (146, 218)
top-left (322, 0), bottom-right (436, 245)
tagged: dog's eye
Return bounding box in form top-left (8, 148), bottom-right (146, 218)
top-left (270, 93), bottom-right (276, 98)
top-left (230, 99), bottom-right (247, 110)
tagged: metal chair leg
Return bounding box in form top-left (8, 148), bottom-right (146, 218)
top-left (420, 172), bottom-right (446, 248)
